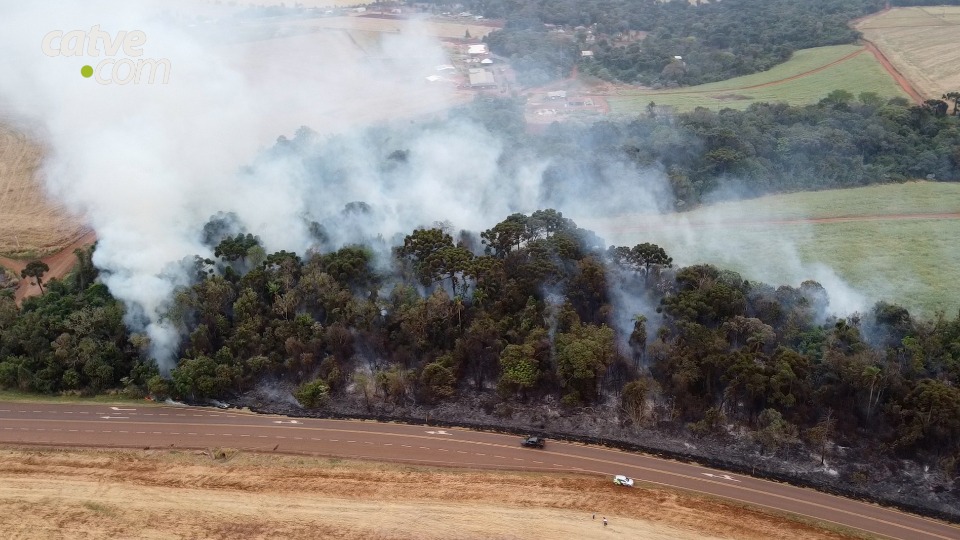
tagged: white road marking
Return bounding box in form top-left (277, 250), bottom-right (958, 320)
top-left (702, 473), bottom-right (740, 482)
top-left (99, 416), bottom-right (129, 420)
top-left (273, 420), bottom-right (301, 424)
top-left (425, 430), bottom-right (451, 435)
top-left (110, 407), bottom-right (136, 411)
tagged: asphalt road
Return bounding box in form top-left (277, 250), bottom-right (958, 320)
top-left (1, 402), bottom-right (958, 540)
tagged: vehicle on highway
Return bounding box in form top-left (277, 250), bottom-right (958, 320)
top-left (613, 475), bottom-right (634, 487)
top-left (520, 436), bottom-right (545, 448)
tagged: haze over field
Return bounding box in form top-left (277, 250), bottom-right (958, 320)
top-left (2, 1), bottom-right (872, 370)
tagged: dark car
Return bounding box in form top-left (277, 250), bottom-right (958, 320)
top-left (521, 436), bottom-right (545, 448)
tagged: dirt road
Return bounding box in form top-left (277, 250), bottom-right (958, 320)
top-left (862, 40), bottom-right (925, 103)
top-left (0, 402), bottom-right (956, 540)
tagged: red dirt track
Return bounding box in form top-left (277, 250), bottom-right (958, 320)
top-left (862, 39), bottom-right (925, 103)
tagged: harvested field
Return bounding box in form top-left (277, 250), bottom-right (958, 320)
top-left (0, 122), bottom-right (87, 258)
top-left (0, 447), bottom-right (862, 540)
top-left (856, 6), bottom-right (960, 101)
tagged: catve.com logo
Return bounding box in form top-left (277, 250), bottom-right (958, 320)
top-left (41, 25), bottom-right (171, 84)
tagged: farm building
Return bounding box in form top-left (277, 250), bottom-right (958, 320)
top-left (467, 44), bottom-right (489, 56)
top-left (480, 58), bottom-right (493, 65)
top-left (468, 68), bottom-right (496, 88)
top-left (547, 90), bottom-right (567, 99)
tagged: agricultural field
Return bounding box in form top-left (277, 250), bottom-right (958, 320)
top-left (581, 182), bottom-right (960, 317)
top-left (607, 45), bottom-right (909, 114)
top-left (0, 122), bottom-right (87, 259)
top-left (856, 6), bottom-right (960, 100)
top-left (0, 448), bottom-right (857, 540)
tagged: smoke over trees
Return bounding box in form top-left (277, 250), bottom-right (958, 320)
top-left (2, 208), bottom-right (960, 470)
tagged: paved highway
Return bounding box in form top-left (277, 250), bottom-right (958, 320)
top-left (0, 402), bottom-right (958, 540)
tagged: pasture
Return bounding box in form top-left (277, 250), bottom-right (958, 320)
top-left (581, 182), bottom-right (960, 317)
top-left (607, 45), bottom-right (909, 113)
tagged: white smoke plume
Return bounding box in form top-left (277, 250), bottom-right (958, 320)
top-left (0, 0), bottom-right (869, 375)
top-left (0, 1), bottom-right (456, 370)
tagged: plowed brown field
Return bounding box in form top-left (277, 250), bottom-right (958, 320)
top-left (0, 447), bottom-right (861, 540)
top-left (0, 122), bottom-right (87, 258)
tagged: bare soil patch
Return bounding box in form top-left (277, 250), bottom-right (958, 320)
top-left (0, 447), bottom-right (860, 540)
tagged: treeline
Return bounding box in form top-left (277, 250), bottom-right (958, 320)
top-left (476, 0), bottom-right (886, 86)
top-left (461, 93), bottom-right (960, 209)
top-left (1, 212), bottom-right (959, 472)
top-left (471, 0), bottom-right (960, 87)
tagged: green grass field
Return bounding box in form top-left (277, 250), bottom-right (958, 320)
top-left (587, 182), bottom-right (960, 317)
top-left (608, 45), bottom-right (910, 113)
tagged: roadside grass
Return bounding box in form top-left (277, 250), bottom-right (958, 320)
top-left (589, 182), bottom-right (960, 317)
top-left (0, 389), bottom-right (158, 406)
top-left (608, 45), bottom-right (909, 113)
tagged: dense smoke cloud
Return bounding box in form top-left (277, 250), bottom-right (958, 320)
top-left (0, 1), bottom-right (866, 372)
top-left (0, 0), bottom-right (448, 369)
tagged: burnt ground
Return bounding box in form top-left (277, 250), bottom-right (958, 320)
top-left (234, 387), bottom-right (960, 525)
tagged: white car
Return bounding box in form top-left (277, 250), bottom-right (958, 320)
top-left (613, 475), bottom-right (634, 487)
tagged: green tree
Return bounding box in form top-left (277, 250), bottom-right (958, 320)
top-left (295, 379), bottom-right (330, 408)
top-left (498, 343), bottom-right (539, 398)
top-left (21, 260), bottom-right (50, 294)
top-left (419, 361), bottom-right (456, 404)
